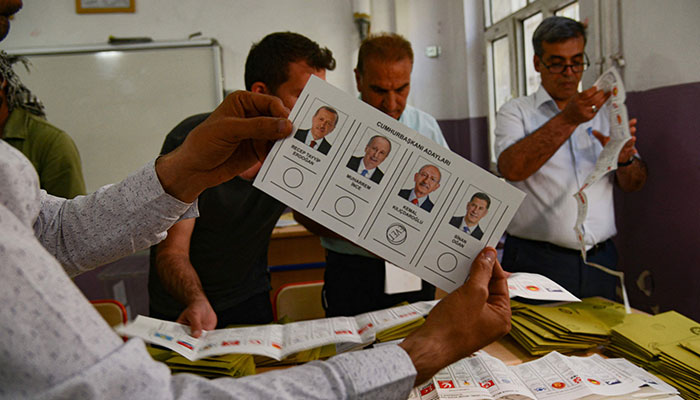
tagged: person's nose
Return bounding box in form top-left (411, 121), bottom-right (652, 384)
top-left (561, 65), bottom-right (575, 77)
top-left (383, 92), bottom-right (398, 111)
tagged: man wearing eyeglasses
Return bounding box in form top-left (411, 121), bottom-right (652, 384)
top-left (494, 16), bottom-right (647, 300)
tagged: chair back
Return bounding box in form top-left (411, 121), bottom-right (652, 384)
top-left (91, 299), bottom-right (128, 327)
top-left (273, 280), bottom-right (325, 321)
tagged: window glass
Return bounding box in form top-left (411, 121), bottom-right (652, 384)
top-left (492, 36), bottom-right (512, 112)
top-left (491, 0), bottom-right (527, 24)
top-left (523, 12), bottom-right (543, 95)
top-left (556, 2), bottom-right (579, 20)
top-left (484, 0), bottom-right (492, 27)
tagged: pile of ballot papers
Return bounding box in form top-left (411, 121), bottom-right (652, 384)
top-left (509, 297), bottom-right (629, 356)
top-left (147, 346), bottom-right (256, 378)
top-left (407, 350), bottom-right (680, 400)
top-left (607, 310), bottom-right (700, 399)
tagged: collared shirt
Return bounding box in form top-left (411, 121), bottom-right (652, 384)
top-left (303, 130), bottom-right (322, 149)
top-left (357, 157), bottom-right (377, 178)
top-left (494, 85), bottom-right (616, 250)
top-left (0, 141), bottom-right (417, 399)
top-left (406, 189), bottom-right (429, 208)
top-left (322, 104), bottom-right (450, 257)
top-left (457, 218), bottom-right (479, 234)
top-left (2, 107), bottom-right (86, 198)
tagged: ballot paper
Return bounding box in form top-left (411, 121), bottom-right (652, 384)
top-left (254, 76), bottom-right (525, 293)
top-left (507, 272), bottom-right (580, 302)
top-left (117, 300), bottom-right (438, 361)
top-left (407, 351), bottom-right (679, 400)
top-left (572, 67), bottom-right (633, 313)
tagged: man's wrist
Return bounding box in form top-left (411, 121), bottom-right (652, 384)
top-left (618, 153), bottom-right (640, 167)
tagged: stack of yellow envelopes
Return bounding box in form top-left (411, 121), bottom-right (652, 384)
top-left (375, 315), bottom-right (425, 343)
top-left (509, 297), bottom-right (628, 355)
top-left (253, 343), bottom-right (338, 368)
top-left (147, 346), bottom-right (256, 378)
top-left (607, 310), bottom-right (700, 399)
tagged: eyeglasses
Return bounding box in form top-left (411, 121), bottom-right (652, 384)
top-left (540, 53), bottom-right (590, 74)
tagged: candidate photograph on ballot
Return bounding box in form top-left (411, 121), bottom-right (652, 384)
top-left (449, 190), bottom-right (496, 241)
top-left (294, 101), bottom-right (344, 155)
top-left (398, 162), bottom-right (448, 213)
top-left (346, 133), bottom-right (393, 184)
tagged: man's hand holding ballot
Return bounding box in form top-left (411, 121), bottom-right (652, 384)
top-left (156, 91), bottom-right (292, 203)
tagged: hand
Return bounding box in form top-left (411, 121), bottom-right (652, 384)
top-left (561, 86), bottom-right (611, 126)
top-left (156, 91), bottom-right (293, 202)
top-left (176, 297), bottom-right (217, 338)
top-left (591, 118), bottom-right (639, 163)
top-left (399, 247), bottom-right (511, 384)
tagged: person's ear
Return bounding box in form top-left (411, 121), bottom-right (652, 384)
top-left (250, 82), bottom-right (269, 95)
top-left (534, 54), bottom-right (541, 73)
top-left (354, 68), bottom-right (362, 92)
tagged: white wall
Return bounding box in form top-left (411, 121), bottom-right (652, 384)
top-left (395, 0), bottom-right (472, 120)
top-left (620, 0), bottom-right (700, 91)
top-left (2, 0), bottom-right (359, 93)
top-left (2, 0), bottom-right (483, 121)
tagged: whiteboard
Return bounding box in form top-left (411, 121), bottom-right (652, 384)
top-left (7, 40), bottom-right (223, 192)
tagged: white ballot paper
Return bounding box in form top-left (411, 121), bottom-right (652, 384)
top-left (508, 273), bottom-right (580, 302)
top-left (407, 351), bottom-right (679, 400)
top-left (117, 300), bottom-right (438, 361)
top-left (254, 76), bottom-right (525, 293)
top-left (573, 67), bottom-right (633, 314)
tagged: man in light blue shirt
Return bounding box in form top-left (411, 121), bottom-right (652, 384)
top-left (494, 17), bottom-right (647, 299)
top-left (295, 33), bottom-right (450, 317)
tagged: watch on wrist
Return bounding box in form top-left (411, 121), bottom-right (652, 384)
top-left (618, 154), bottom-right (639, 167)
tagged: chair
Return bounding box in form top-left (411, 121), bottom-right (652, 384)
top-left (91, 299), bottom-right (128, 327)
top-left (272, 280), bottom-right (325, 322)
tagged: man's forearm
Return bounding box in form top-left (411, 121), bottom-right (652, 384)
top-left (615, 157), bottom-right (647, 192)
top-left (498, 113), bottom-right (579, 181)
top-left (155, 251), bottom-right (207, 306)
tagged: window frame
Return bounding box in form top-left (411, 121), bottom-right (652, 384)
top-left (484, 0), bottom-right (579, 173)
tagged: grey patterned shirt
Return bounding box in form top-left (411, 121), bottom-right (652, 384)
top-left (0, 141), bottom-right (416, 399)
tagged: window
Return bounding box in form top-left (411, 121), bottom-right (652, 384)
top-left (485, 0), bottom-right (527, 27)
top-left (483, 0), bottom-right (579, 172)
top-left (523, 12), bottom-right (543, 95)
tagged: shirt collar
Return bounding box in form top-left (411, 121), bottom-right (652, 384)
top-left (533, 85), bottom-right (557, 111)
top-left (359, 158), bottom-right (376, 173)
top-left (3, 108), bottom-right (29, 140)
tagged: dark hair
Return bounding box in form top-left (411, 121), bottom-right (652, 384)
top-left (532, 16), bottom-right (586, 57)
top-left (314, 105), bottom-right (338, 125)
top-left (244, 32), bottom-right (336, 94)
top-left (0, 51), bottom-right (45, 116)
top-left (367, 134), bottom-right (391, 154)
top-left (356, 32), bottom-right (413, 74)
top-left (470, 192), bottom-right (491, 209)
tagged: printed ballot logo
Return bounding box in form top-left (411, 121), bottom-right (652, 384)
top-left (420, 383), bottom-right (435, 395)
top-left (154, 332), bottom-right (173, 341)
top-left (588, 379), bottom-right (601, 385)
top-left (177, 340), bottom-right (193, 350)
top-left (479, 380), bottom-right (495, 389)
top-left (386, 223), bottom-right (408, 245)
top-left (525, 285), bottom-right (540, 291)
top-left (552, 382), bottom-right (566, 389)
top-left (438, 380), bottom-right (455, 389)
